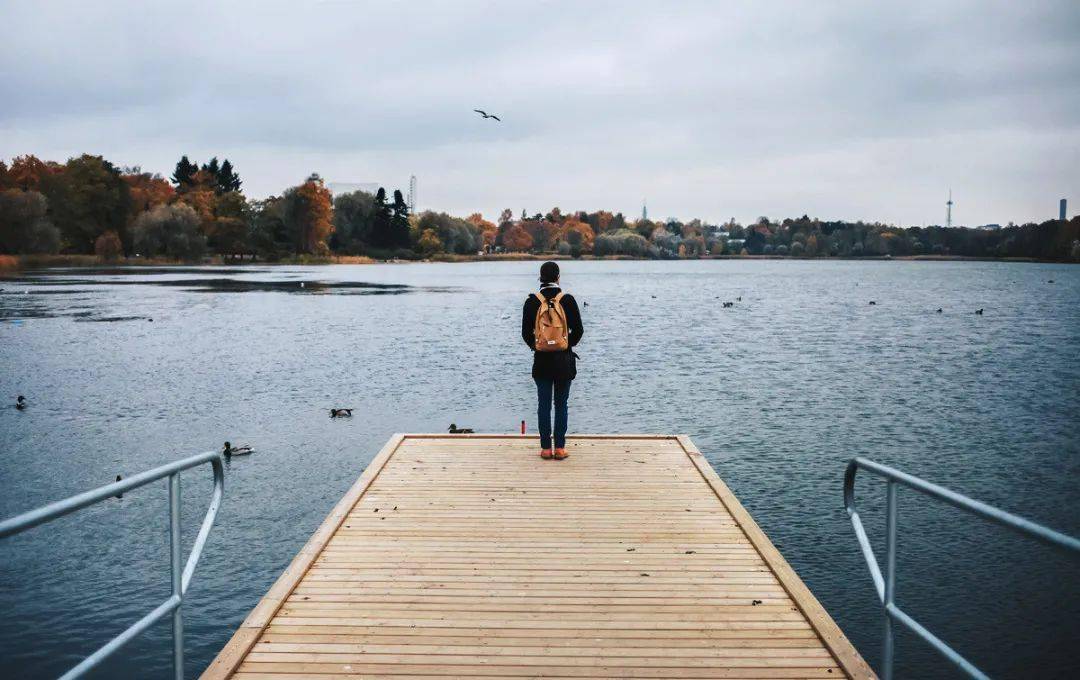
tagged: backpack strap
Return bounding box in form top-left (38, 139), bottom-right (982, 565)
top-left (533, 292), bottom-right (547, 307)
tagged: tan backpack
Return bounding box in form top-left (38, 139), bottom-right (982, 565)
top-left (533, 292), bottom-right (570, 352)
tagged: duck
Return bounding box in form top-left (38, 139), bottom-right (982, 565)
top-left (736, 296), bottom-right (742, 302)
top-left (223, 441), bottom-right (253, 457)
top-left (975, 308), bottom-right (984, 315)
top-left (330, 408), bottom-right (353, 418)
top-left (936, 308), bottom-right (943, 313)
top-left (868, 301), bottom-right (877, 306)
top-left (15, 395), bottom-right (26, 410)
top-left (722, 301), bottom-right (734, 308)
top-left (448, 423), bottom-right (474, 434)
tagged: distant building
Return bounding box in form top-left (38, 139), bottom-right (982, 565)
top-left (328, 182), bottom-right (380, 197)
top-left (1061, 198), bottom-right (1068, 221)
top-left (976, 224), bottom-right (1002, 230)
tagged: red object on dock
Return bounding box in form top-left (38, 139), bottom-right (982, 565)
top-left (520, 420), bottom-right (525, 434)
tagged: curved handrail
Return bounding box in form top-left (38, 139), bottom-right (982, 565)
top-left (0, 450), bottom-right (225, 679)
top-left (844, 456), bottom-right (1080, 680)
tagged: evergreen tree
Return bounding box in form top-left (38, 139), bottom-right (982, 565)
top-left (371, 187), bottom-right (393, 248)
top-left (391, 189), bottom-right (411, 248)
top-left (171, 155), bottom-right (198, 187)
top-left (201, 157), bottom-right (221, 179)
top-left (217, 159), bottom-right (242, 193)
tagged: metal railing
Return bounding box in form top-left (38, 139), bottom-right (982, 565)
top-left (0, 450), bottom-right (225, 680)
top-left (844, 457), bottom-right (1080, 680)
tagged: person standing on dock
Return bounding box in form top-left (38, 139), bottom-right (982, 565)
top-left (522, 261), bottom-right (584, 460)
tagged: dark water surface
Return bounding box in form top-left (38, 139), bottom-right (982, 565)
top-left (1, 260), bottom-right (1077, 679)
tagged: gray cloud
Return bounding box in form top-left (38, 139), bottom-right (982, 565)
top-left (2, 0), bottom-right (1078, 226)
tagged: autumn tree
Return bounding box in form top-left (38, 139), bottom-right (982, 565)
top-left (0, 189), bottom-right (61, 254)
top-left (122, 168), bottom-right (175, 219)
top-left (206, 191), bottom-right (249, 257)
top-left (414, 211), bottom-right (482, 254)
top-left (416, 228), bottom-right (443, 256)
top-left (466, 213), bottom-right (497, 249)
top-left (332, 189), bottom-right (376, 253)
top-left (94, 230), bottom-right (123, 261)
top-left (501, 223), bottom-right (534, 252)
top-left (175, 170), bottom-right (218, 234)
top-left (249, 196), bottom-right (289, 259)
top-left (48, 155), bottom-right (132, 254)
top-left (5, 155), bottom-right (62, 191)
top-left (560, 217), bottom-right (594, 256)
top-left (132, 203), bottom-right (206, 260)
top-left (282, 174), bottom-right (333, 254)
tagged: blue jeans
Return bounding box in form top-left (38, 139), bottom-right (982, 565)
top-left (535, 378), bottom-right (571, 449)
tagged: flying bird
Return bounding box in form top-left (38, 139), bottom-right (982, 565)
top-left (473, 109), bottom-right (501, 121)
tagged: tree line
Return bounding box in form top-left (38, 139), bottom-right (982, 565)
top-left (1, 153), bottom-right (1077, 262)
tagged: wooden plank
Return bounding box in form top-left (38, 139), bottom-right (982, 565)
top-left (675, 435), bottom-right (875, 679)
top-left (202, 435), bottom-right (873, 679)
top-left (201, 434), bottom-right (406, 680)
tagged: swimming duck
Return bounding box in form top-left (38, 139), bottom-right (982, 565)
top-left (15, 395), bottom-right (26, 410)
top-left (223, 441), bottom-right (253, 457)
top-left (936, 308), bottom-right (943, 313)
top-left (868, 301), bottom-right (877, 306)
top-left (448, 423), bottom-right (474, 434)
top-left (330, 408), bottom-right (353, 418)
top-left (975, 308), bottom-right (984, 315)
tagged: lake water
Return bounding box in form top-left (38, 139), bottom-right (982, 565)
top-left (1, 259), bottom-right (1078, 679)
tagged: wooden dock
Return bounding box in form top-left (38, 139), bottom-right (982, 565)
top-left (204, 435), bottom-right (873, 679)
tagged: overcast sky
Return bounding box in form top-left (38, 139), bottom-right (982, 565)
top-left (2, 1), bottom-right (1078, 226)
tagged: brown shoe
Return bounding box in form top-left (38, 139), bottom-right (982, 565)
top-left (553, 448), bottom-right (568, 460)
top-left (540, 448), bottom-right (553, 459)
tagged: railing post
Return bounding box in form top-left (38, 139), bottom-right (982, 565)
top-left (169, 473), bottom-right (184, 680)
top-left (882, 479), bottom-right (898, 680)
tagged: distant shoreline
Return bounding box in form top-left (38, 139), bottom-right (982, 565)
top-left (1, 252), bottom-right (1074, 273)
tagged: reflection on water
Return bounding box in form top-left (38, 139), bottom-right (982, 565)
top-left (1, 269), bottom-right (459, 321)
top-left (1, 260), bottom-right (1078, 679)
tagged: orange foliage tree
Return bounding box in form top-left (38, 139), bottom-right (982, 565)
top-left (123, 170), bottom-right (175, 217)
top-left (560, 217), bottom-right (595, 253)
top-left (467, 213), bottom-right (497, 248)
top-left (5, 155), bottom-right (62, 191)
top-left (501, 223), bottom-right (534, 252)
top-left (524, 218), bottom-right (560, 251)
top-left (94, 230), bottom-right (123, 261)
top-left (594, 210), bottom-right (615, 233)
top-left (283, 175), bottom-right (334, 254)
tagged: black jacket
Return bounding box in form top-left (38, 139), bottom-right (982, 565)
top-left (521, 287), bottom-right (584, 381)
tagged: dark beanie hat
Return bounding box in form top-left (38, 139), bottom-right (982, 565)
top-left (539, 261), bottom-right (560, 283)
